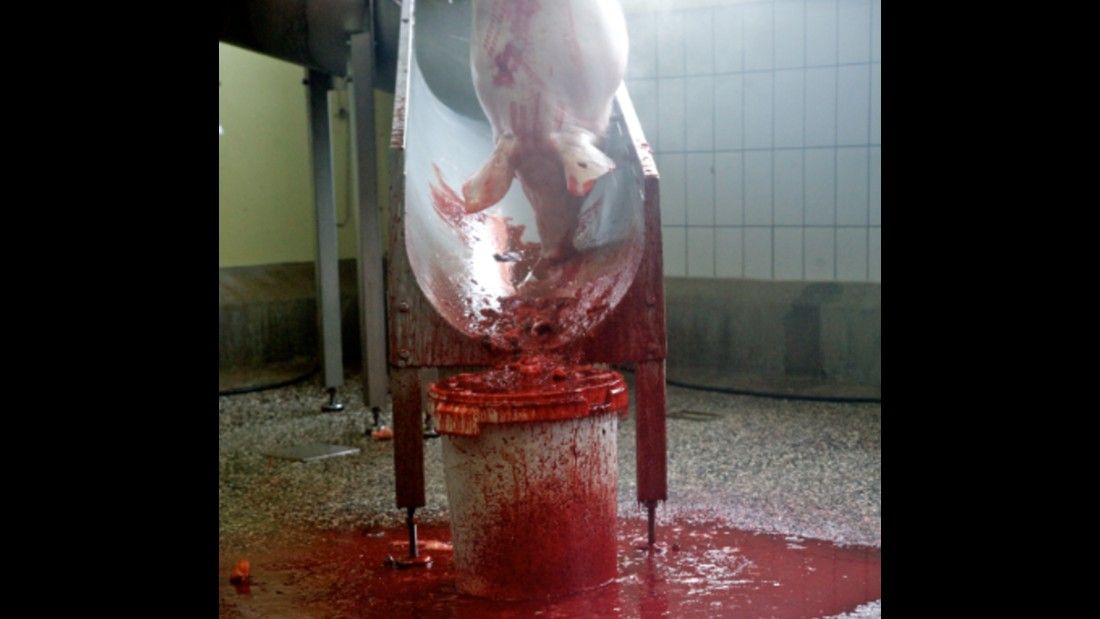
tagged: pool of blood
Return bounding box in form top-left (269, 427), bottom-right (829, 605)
top-left (219, 516), bottom-right (880, 618)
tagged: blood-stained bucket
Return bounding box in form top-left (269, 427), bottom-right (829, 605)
top-left (428, 359), bottom-right (629, 600)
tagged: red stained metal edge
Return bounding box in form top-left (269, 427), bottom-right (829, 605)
top-left (430, 368), bottom-right (629, 436)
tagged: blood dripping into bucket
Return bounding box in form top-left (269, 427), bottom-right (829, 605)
top-left (413, 0), bottom-right (638, 601)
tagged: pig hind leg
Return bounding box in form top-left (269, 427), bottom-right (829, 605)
top-left (515, 160), bottom-right (582, 267)
top-left (532, 196), bottom-right (581, 265)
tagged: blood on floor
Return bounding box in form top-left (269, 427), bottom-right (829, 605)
top-left (219, 516), bottom-right (879, 618)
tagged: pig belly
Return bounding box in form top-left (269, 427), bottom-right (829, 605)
top-left (463, 0), bottom-right (628, 262)
top-left (471, 0), bottom-right (628, 141)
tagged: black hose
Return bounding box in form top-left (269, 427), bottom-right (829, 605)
top-left (218, 365), bottom-right (320, 396)
top-left (663, 376), bottom-right (881, 404)
top-left (616, 365), bottom-right (880, 404)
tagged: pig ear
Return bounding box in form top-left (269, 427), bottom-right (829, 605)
top-left (462, 134), bottom-right (518, 214)
top-left (551, 131), bottom-right (616, 197)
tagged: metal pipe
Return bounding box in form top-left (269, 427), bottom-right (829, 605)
top-left (306, 70), bottom-right (346, 392)
top-left (349, 29), bottom-right (390, 412)
top-left (406, 506), bottom-right (419, 558)
top-left (646, 500), bottom-right (656, 546)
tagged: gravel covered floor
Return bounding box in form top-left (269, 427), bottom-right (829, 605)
top-left (219, 370), bottom-right (880, 616)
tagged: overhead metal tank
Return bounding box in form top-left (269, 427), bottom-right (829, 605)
top-left (219, 0), bottom-right (401, 86)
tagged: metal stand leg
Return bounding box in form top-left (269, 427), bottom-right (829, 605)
top-left (388, 367), bottom-right (430, 568)
top-left (406, 506), bottom-right (419, 556)
top-left (392, 367), bottom-right (426, 510)
top-left (307, 69), bottom-right (345, 412)
top-left (635, 360), bottom-right (668, 546)
top-left (349, 31), bottom-right (390, 415)
top-left (322, 387), bottom-right (345, 412)
top-left (646, 501), bottom-right (657, 546)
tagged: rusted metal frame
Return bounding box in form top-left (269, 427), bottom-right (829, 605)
top-left (386, 2), bottom-right (666, 540)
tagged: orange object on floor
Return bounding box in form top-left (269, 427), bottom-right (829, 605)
top-left (229, 559), bottom-right (251, 583)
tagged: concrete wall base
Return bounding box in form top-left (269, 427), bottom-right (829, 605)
top-left (218, 266), bottom-right (881, 399)
top-left (663, 278), bottom-right (880, 399)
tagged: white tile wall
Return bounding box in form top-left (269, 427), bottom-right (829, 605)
top-left (744, 228), bottom-right (774, 279)
top-left (837, 0), bottom-right (872, 64)
top-left (714, 6), bottom-right (744, 73)
top-left (687, 228), bottom-right (716, 277)
top-left (836, 227), bottom-right (868, 281)
top-left (773, 69), bottom-right (804, 148)
top-left (743, 72), bottom-right (774, 149)
top-left (715, 228), bottom-right (744, 277)
top-left (744, 151), bottom-right (773, 226)
top-left (805, 0), bottom-right (838, 66)
top-left (773, 0), bottom-right (806, 69)
top-left (685, 76), bottom-right (715, 150)
top-left (837, 64), bottom-right (870, 145)
top-left (869, 226), bottom-right (880, 280)
top-left (871, 0), bottom-right (881, 62)
top-left (714, 75), bottom-right (743, 150)
top-left (804, 227), bottom-right (836, 279)
top-left (742, 2), bottom-right (774, 71)
top-left (870, 62), bottom-right (881, 143)
top-left (656, 153), bottom-right (686, 225)
top-left (869, 146), bottom-right (881, 225)
top-left (626, 12), bottom-right (657, 79)
top-left (804, 148), bottom-right (835, 226)
top-left (684, 9), bottom-right (715, 76)
top-left (662, 226), bottom-right (687, 276)
top-left (627, 0), bottom-right (880, 283)
top-left (657, 78), bottom-right (685, 151)
top-left (804, 67), bottom-right (837, 147)
top-left (714, 152), bottom-right (744, 225)
top-left (836, 147), bottom-right (869, 225)
top-left (686, 153), bottom-right (715, 225)
top-left (773, 150), bottom-right (803, 225)
top-left (774, 227), bottom-right (804, 280)
top-left (657, 10), bottom-right (685, 77)
top-left (627, 79), bottom-right (658, 148)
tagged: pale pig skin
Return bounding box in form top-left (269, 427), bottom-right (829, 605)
top-left (463, 0), bottom-right (629, 263)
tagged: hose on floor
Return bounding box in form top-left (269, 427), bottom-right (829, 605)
top-left (218, 365), bottom-right (320, 396)
top-left (663, 376), bottom-right (881, 404)
top-left (617, 366), bottom-right (881, 404)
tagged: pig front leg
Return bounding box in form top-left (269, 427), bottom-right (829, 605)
top-left (550, 129), bottom-right (616, 197)
top-left (462, 133), bottom-right (519, 214)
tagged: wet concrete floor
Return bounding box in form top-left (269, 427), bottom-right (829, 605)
top-left (219, 371), bottom-right (880, 617)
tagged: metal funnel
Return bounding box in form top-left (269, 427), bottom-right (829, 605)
top-left (395, 0), bottom-right (648, 353)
